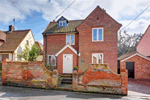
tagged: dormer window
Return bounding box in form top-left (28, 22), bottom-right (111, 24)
top-left (57, 16), bottom-right (68, 27)
top-left (59, 21), bottom-right (66, 26)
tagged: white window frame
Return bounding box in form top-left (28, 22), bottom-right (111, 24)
top-left (59, 21), bottom-right (66, 26)
top-left (92, 28), bottom-right (104, 41)
top-left (47, 55), bottom-right (56, 66)
top-left (66, 34), bottom-right (75, 45)
top-left (92, 53), bottom-right (103, 64)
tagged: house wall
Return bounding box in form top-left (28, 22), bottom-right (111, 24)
top-left (14, 30), bottom-right (35, 61)
top-left (57, 47), bottom-right (78, 74)
top-left (137, 25), bottom-right (150, 57)
top-left (120, 55), bottom-right (150, 79)
top-left (44, 33), bottom-right (79, 64)
top-left (77, 7), bottom-right (121, 73)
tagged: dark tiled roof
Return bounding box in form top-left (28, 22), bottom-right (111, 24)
top-left (35, 41), bottom-right (43, 55)
top-left (0, 30), bottom-right (6, 41)
top-left (118, 51), bottom-right (137, 61)
top-left (43, 20), bottom-right (83, 34)
top-left (0, 29), bottom-right (30, 53)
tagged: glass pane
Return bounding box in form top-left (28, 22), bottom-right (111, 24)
top-left (71, 35), bottom-right (75, 44)
top-left (93, 29), bottom-right (97, 40)
top-left (49, 56), bottom-right (51, 64)
top-left (59, 22), bottom-right (62, 26)
top-left (98, 54), bottom-right (102, 64)
top-left (98, 29), bottom-right (103, 41)
top-left (66, 35), bottom-right (70, 44)
top-left (63, 21), bottom-right (66, 26)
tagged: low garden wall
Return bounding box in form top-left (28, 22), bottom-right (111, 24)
top-left (73, 64), bottom-right (128, 95)
top-left (2, 58), bottom-right (58, 89)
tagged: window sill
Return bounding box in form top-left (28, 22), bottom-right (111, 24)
top-left (92, 41), bottom-right (104, 42)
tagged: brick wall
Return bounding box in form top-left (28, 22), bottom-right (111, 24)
top-left (2, 58), bottom-right (58, 89)
top-left (72, 64), bottom-right (128, 95)
top-left (120, 55), bottom-right (150, 79)
top-left (77, 6), bottom-right (121, 73)
top-left (57, 47), bottom-right (78, 74)
top-left (44, 33), bottom-right (79, 64)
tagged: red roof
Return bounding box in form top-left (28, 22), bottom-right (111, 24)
top-left (0, 29), bottom-right (30, 53)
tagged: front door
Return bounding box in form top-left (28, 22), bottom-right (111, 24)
top-left (63, 54), bottom-right (73, 73)
top-left (126, 62), bottom-right (134, 78)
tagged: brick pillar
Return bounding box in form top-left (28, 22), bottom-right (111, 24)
top-left (2, 58), bottom-right (9, 85)
top-left (73, 70), bottom-right (78, 89)
top-left (52, 69), bottom-right (58, 88)
top-left (120, 69), bottom-right (128, 95)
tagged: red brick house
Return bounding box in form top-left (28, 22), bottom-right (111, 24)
top-left (118, 25), bottom-right (150, 79)
top-left (43, 6), bottom-right (122, 74)
top-left (137, 25), bottom-right (150, 57)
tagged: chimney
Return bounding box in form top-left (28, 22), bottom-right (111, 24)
top-left (53, 20), bottom-right (55, 22)
top-left (9, 25), bottom-right (15, 32)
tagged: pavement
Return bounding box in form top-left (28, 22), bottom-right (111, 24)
top-left (0, 78), bottom-right (149, 100)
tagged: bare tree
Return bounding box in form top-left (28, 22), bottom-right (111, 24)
top-left (118, 31), bottom-right (143, 57)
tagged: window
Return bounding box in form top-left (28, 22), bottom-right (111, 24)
top-left (92, 28), bottom-right (103, 41)
top-left (48, 55), bottom-right (56, 66)
top-left (92, 53), bottom-right (103, 64)
top-left (26, 40), bottom-right (29, 45)
top-left (66, 34), bottom-right (75, 45)
top-left (59, 21), bottom-right (66, 26)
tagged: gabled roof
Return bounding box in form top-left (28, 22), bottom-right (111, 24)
top-left (55, 45), bottom-right (77, 56)
top-left (118, 51), bottom-right (137, 61)
top-left (35, 41), bottom-right (43, 55)
top-left (118, 51), bottom-right (150, 62)
top-left (0, 29), bottom-right (31, 53)
top-left (43, 20), bottom-right (83, 34)
top-left (57, 16), bottom-right (68, 23)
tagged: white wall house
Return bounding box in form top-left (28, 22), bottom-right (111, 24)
top-left (0, 25), bottom-right (35, 61)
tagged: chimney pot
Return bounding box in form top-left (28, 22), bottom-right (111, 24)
top-left (9, 25), bottom-right (15, 32)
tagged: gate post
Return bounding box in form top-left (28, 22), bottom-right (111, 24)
top-left (120, 69), bottom-right (128, 95)
top-left (72, 70), bottom-right (78, 89)
top-left (52, 70), bottom-right (58, 88)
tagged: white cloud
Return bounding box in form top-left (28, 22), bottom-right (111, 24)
top-left (0, 0), bottom-right (150, 34)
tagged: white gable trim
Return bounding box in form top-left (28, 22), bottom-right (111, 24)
top-left (55, 45), bottom-right (77, 57)
top-left (121, 53), bottom-right (150, 62)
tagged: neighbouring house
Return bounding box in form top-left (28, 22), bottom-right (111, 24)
top-left (0, 25), bottom-right (35, 61)
top-left (43, 6), bottom-right (122, 74)
top-left (137, 25), bottom-right (150, 57)
top-left (118, 25), bottom-right (150, 79)
top-left (35, 41), bottom-right (43, 61)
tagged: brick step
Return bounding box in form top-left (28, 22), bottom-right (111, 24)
top-left (61, 78), bottom-right (72, 84)
top-left (61, 74), bottom-right (72, 78)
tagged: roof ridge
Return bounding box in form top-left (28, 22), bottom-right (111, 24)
top-left (50, 19), bottom-right (84, 23)
top-left (4, 29), bottom-right (31, 33)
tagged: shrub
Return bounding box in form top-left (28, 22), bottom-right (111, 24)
top-left (45, 63), bottom-right (56, 71)
top-left (73, 66), bottom-right (78, 70)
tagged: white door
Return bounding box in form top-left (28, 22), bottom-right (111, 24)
top-left (63, 54), bottom-right (73, 73)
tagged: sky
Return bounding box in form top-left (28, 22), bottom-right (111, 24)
top-left (0, 0), bottom-right (150, 45)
